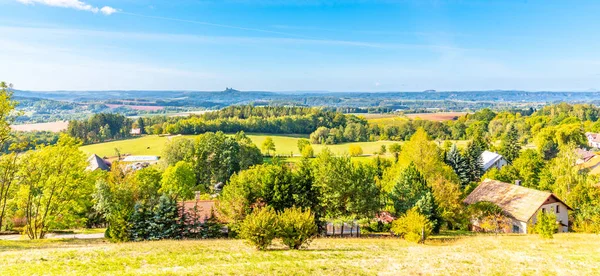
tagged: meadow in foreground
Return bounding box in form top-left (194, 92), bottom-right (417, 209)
top-left (1, 234), bottom-right (599, 275)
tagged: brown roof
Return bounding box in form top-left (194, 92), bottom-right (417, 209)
top-left (464, 179), bottom-right (572, 222)
top-left (180, 200), bottom-right (219, 223)
top-left (576, 148), bottom-right (595, 162)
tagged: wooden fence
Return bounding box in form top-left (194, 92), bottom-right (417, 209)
top-left (324, 222), bottom-right (360, 237)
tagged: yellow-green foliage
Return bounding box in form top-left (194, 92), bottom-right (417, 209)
top-left (349, 145), bottom-right (363, 156)
top-left (391, 208), bottom-right (433, 243)
top-left (535, 211), bottom-right (558, 239)
top-left (239, 207), bottom-right (279, 250)
top-left (277, 207), bottom-right (318, 249)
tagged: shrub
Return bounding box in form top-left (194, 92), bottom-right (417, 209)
top-left (391, 208), bottom-right (433, 243)
top-left (467, 201), bottom-right (511, 233)
top-left (277, 207), bottom-right (318, 249)
top-left (239, 207), bottom-right (279, 250)
top-left (349, 145), bottom-right (363, 156)
top-left (535, 211), bottom-right (557, 239)
top-left (573, 203), bottom-right (600, 234)
top-left (301, 145), bottom-right (314, 158)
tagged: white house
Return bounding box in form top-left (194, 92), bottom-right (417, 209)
top-left (464, 179), bottom-right (572, 234)
top-left (586, 132), bottom-right (600, 148)
top-left (130, 128), bottom-right (142, 135)
top-left (480, 150), bottom-right (508, 171)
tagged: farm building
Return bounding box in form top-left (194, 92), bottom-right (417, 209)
top-left (464, 179), bottom-right (571, 233)
top-left (586, 132), bottom-right (600, 148)
top-left (480, 151), bottom-right (508, 171)
top-left (86, 154), bottom-right (111, 171)
top-left (122, 155), bottom-right (159, 162)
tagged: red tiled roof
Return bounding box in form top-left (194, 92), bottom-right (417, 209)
top-left (180, 200), bottom-right (219, 223)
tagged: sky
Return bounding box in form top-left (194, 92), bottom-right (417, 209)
top-left (0, 0), bottom-right (599, 92)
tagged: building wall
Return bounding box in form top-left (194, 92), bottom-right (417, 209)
top-left (491, 158), bottom-right (508, 170)
top-left (530, 202), bottom-right (569, 233)
top-left (510, 219), bottom-right (528, 234)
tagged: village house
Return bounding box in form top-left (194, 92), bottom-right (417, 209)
top-left (130, 128), bottom-right (142, 135)
top-left (586, 132), bottom-right (600, 148)
top-left (575, 148), bottom-right (596, 165)
top-left (464, 179), bottom-right (571, 234)
top-left (480, 150), bottom-right (508, 171)
top-left (86, 154), bottom-right (111, 171)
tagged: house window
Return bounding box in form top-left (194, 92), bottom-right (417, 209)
top-left (513, 225), bottom-right (520, 233)
top-left (541, 208), bottom-right (545, 213)
top-left (556, 205), bottom-right (560, 213)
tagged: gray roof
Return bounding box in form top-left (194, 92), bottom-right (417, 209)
top-left (481, 150), bottom-right (505, 171)
top-left (86, 154), bottom-right (110, 171)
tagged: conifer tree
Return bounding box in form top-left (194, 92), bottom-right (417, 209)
top-left (499, 124), bottom-right (521, 163)
top-left (445, 144), bottom-right (470, 189)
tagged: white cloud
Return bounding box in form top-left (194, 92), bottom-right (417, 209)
top-left (100, 6), bottom-right (117, 15)
top-left (17, 0), bottom-right (118, 15)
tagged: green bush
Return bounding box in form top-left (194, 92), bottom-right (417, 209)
top-left (240, 207), bottom-right (279, 250)
top-left (277, 207), bottom-right (318, 249)
top-left (391, 208), bottom-right (433, 243)
top-left (535, 211), bottom-right (558, 239)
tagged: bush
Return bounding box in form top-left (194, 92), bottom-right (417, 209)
top-left (535, 211), bottom-right (557, 239)
top-left (349, 145), bottom-right (363, 156)
top-left (391, 208), bottom-right (433, 243)
top-left (301, 145), bottom-right (314, 158)
top-left (239, 207), bottom-right (279, 250)
top-left (277, 207), bottom-right (318, 249)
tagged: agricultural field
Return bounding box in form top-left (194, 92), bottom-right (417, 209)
top-left (105, 104), bottom-right (165, 111)
top-left (1, 234), bottom-right (599, 275)
top-left (10, 121), bottom-right (69, 132)
top-left (366, 115), bottom-right (410, 127)
top-left (405, 112), bottom-right (468, 121)
top-left (80, 134), bottom-right (468, 158)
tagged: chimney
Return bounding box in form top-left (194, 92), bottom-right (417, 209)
top-left (195, 191), bottom-right (201, 201)
top-left (515, 180), bottom-right (522, 186)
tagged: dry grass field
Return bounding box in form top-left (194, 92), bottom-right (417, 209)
top-left (0, 234), bottom-right (598, 275)
top-left (405, 112), bottom-right (467, 121)
top-left (10, 121), bottom-right (69, 132)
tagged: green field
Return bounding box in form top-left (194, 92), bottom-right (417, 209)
top-left (1, 234), bottom-right (599, 275)
top-left (80, 134), bottom-right (467, 158)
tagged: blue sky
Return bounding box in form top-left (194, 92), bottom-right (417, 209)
top-left (1, 0), bottom-right (599, 91)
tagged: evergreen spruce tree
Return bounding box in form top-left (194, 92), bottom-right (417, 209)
top-left (201, 209), bottom-right (224, 239)
top-left (389, 163), bottom-right (441, 232)
top-left (445, 144), bottom-right (470, 189)
top-left (129, 203), bottom-right (151, 241)
top-left (499, 124), bottom-right (521, 163)
top-left (149, 195), bottom-right (182, 240)
top-left (464, 140), bottom-right (485, 183)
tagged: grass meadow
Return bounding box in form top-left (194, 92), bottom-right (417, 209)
top-left (1, 234), bottom-right (599, 275)
top-left (80, 134), bottom-right (468, 159)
